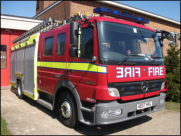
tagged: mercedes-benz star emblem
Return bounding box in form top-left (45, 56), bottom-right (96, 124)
top-left (144, 68), bottom-right (146, 72)
top-left (141, 81), bottom-right (148, 92)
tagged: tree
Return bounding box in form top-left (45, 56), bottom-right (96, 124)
top-left (164, 43), bottom-right (180, 103)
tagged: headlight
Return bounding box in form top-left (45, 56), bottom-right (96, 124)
top-left (161, 82), bottom-right (165, 90)
top-left (101, 109), bottom-right (122, 118)
top-left (108, 88), bottom-right (120, 97)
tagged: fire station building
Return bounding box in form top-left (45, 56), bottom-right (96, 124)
top-left (1, 14), bottom-right (43, 88)
top-left (34, 1), bottom-right (180, 56)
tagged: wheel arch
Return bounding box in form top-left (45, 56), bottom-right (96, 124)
top-left (16, 77), bottom-right (23, 88)
top-left (53, 80), bottom-right (83, 121)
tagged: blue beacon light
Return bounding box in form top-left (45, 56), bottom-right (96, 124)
top-left (93, 7), bottom-right (149, 24)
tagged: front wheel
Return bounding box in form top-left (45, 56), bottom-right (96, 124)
top-left (58, 91), bottom-right (80, 128)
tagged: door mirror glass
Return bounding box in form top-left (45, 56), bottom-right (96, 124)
top-left (70, 22), bottom-right (79, 46)
top-left (162, 31), bottom-right (174, 41)
top-left (69, 47), bottom-right (77, 58)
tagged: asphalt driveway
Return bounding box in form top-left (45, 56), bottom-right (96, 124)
top-left (1, 87), bottom-right (180, 135)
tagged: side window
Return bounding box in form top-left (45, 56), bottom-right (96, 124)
top-left (57, 33), bottom-right (66, 55)
top-left (80, 27), bottom-right (93, 59)
top-left (44, 37), bottom-right (54, 56)
top-left (1, 45), bottom-right (7, 69)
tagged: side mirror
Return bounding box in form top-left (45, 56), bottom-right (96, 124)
top-left (70, 21), bottom-right (81, 57)
top-left (162, 31), bottom-right (174, 41)
top-left (70, 22), bottom-right (79, 46)
top-left (69, 47), bottom-right (78, 58)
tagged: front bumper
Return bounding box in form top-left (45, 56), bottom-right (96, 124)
top-left (95, 93), bottom-right (166, 125)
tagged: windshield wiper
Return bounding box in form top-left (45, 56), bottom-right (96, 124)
top-left (139, 29), bottom-right (147, 43)
top-left (150, 57), bottom-right (162, 65)
top-left (118, 54), bottom-right (141, 65)
top-left (118, 56), bottom-right (130, 65)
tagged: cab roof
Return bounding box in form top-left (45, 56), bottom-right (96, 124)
top-left (89, 16), bottom-right (155, 32)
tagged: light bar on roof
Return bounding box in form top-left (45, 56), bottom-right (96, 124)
top-left (93, 7), bottom-right (149, 24)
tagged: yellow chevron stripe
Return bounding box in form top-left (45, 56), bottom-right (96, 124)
top-left (33, 32), bottom-right (40, 101)
top-left (12, 33), bottom-right (39, 50)
top-left (37, 61), bottom-right (107, 73)
top-left (21, 42), bottom-right (26, 47)
top-left (11, 46), bottom-right (15, 51)
top-left (10, 81), bottom-right (16, 88)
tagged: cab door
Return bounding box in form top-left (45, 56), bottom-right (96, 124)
top-left (52, 27), bottom-right (68, 89)
top-left (37, 30), bottom-right (56, 95)
top-left (66, 23), bottom-right (98, 102)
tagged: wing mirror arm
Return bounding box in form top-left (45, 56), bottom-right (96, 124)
top-left (90, 56), bottom-right (97, 63)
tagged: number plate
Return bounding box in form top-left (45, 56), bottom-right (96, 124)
top-left (137, 101), bottom-right (152, 110)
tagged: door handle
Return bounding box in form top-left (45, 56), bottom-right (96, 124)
top-left (41, 67), bottom-right (45, 70)
top-left (67, 69), bottom-right (73, 74)
top-left (38, 52), bottom-right (41, 60)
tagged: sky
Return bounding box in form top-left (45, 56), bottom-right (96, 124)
top-left (1, 1), bottom-right (180, 22)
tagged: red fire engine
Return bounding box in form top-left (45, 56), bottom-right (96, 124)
top-left (10, 7), bottom-right (173, 128)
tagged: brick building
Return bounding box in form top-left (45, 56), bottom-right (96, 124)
top-left (33, 1), bottom-right (180, 56)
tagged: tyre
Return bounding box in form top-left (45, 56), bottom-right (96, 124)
top-left (58, 91), bottom-right (80, 128)
top-left (17, 81), bottom-right (25, 99)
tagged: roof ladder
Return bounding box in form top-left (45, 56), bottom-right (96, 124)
top-left (12, 12), bottom-right (88, 44)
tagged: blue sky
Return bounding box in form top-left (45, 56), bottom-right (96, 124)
top-left (1, 1), bottom-right (180, 22)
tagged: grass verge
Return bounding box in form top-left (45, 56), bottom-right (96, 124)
top-left (1, 117), bottom-right (12, 135)
top-left (165, 102), bottom-right (180, 111)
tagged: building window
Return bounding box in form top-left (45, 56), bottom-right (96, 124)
top-left (1, 45), bottom-right (7, 69)
top-left (57, 33), bottom-right (66, 56)
top-left (36, 1), bottom-right (39, 11)
top-left (44, 37), bottom-right (54, 56)
top-left (80, 28), bottom-right (94, 59)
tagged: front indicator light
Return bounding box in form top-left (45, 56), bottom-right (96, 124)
top-left (160, 99), bottom-right (165, 104)
top-left (108, 88), bottom-right (120, 97)
top-left (101, 109), bottom-right (122, 118)
top-left (161, 82), bottom-right (165, 90)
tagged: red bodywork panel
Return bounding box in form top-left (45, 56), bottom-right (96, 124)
top-left (37, 16), bottom-right (167, 103)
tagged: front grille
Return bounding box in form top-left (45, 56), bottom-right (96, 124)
top-left (108, 79), bottom-right (165, 96)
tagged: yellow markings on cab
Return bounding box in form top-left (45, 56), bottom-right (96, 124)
top-left (37, 61), bottom-right (107, 74)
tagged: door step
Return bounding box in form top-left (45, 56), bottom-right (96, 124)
top-left (80, 119), bottom-right (95, 126)
top-left (81, 107), bottom-right (94, 112)
top-left (37, 98), bottom-right (53, 110)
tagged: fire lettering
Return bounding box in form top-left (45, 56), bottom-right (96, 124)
top-left (116, 67), bottom-right (123, 78)
top-left (125, 67), bottom-right (131, 77)
top-left (148, 67), bottom-right (153, 76)
top-left (160, 67), bottom-right (163, 75)
top-left (116, 67), bottom-right (140, 78)
top-left (135, 67), bottom-right (140, 77)
top-left (148, 67), bottom-right (164, 76)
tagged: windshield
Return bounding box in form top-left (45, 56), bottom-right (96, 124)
top-left (98, 21), bottom-right (164, 65)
